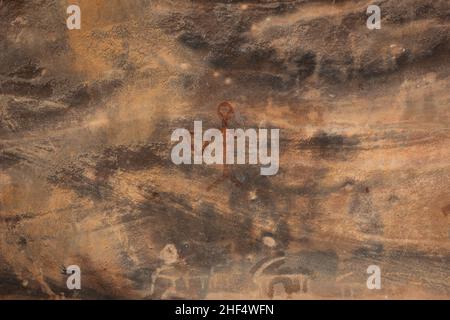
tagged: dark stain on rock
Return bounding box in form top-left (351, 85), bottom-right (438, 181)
top-left (289, 250), bottom-right (339, 279)
top-left (128, 267), bottom-right (152, 291)
top-left (301, 132), bottom-right (359, 149)
top-left (5, 98), bottom-right (68, 130)
top-left (17, 236), bottom-right (27, 248)
top-left (274, 219), bottom-right (290, 249)
top-left (178, 32), bottom-right (209, 50)
top-left (0, 79), bottom-right (53, 99)
top-left (384, 250), bottom-right (450, 294)
top-left (62, 79), bottom-right (123, 108)
top-left (95, 144), bottom-right (167, 180)
top-left (0, 150), bottom-right (25, 170)
top-left (48, 165), bottom-right (112, 200)
top-left (352, 242), bottom-right (384, 261)
top-left (290, 50), bottom-right (317, 81)
top-left (0, 270), bottom-right (26, 297)
top-left (0, 213), bottom-right (34, 225)
top-left (8, 62), bottom-right (44, 79)
top-left (0, 0), bottom-right (27, 21)
top-left (319, 55), bottom-right (354, 82)
top-left (62, 84), bottom-right (91, 108)
top-left (299, 132), bottom-right (360, 160)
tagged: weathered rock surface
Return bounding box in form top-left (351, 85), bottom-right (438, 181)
top-left (0, 0), bottom-right (449, 299)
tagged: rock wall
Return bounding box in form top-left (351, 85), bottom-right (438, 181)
top-left (0, 0), bottom-right (449, 299)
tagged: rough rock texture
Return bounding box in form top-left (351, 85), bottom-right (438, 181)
top-left (0, 0), bottom-right (449, 299)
